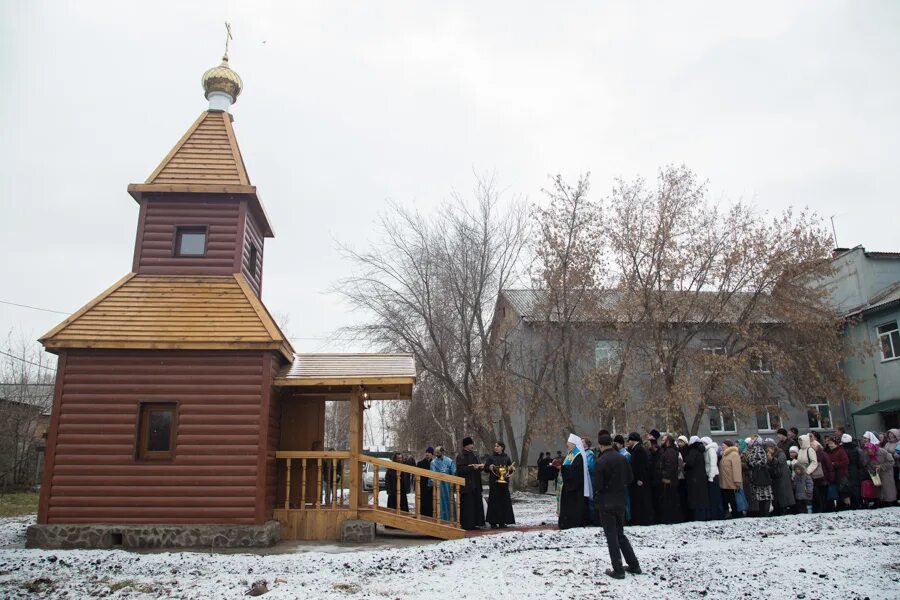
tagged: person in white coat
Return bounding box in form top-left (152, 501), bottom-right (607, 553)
top-left (701, 437), bottom-right (723, 519)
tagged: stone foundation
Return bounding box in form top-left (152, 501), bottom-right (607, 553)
top-left (340, 520), bottom-right (375, 543)
top-left (26, 521), bottom-right (281, 550)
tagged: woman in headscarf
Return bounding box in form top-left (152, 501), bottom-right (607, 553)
top-left (862, 431), bottom-right (897, 507)
top-left (885, 429), bottom-right (899, 490)
top-left (558, 433), bottom-right (592, 529)
top-left (745, 438), bottom-right (773, 517)
top-left (765, 439), bottom-right (794, 516)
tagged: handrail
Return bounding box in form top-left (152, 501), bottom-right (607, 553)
top-left (276, 451), bottom-right (351, 459)
top-left (358, 454), bottom-right (464, 485)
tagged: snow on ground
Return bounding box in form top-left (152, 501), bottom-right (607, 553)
top-left (1, 494), bottom-right (897, 599)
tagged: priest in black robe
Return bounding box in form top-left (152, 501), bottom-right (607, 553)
top-left (625, 432), bottom-right (654, 525)
top-left (484, 441), bottom-right (515, 528)
top-left (417, 447), bottom-right (434, 518)
top-left (385, 452), bottom-right (409, 512)
top-left (456, 436), bottom-right (486, 530)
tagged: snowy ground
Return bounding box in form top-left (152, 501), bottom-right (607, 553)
top-left (1, 494), bottom-right (898, 599)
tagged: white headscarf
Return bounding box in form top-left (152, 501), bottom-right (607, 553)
top-left (689, 436), bottom-right (701, 445)
top-left (567, 433), bottom-right (593, 499)
top-left (863, 431), bottom-right (880, 446)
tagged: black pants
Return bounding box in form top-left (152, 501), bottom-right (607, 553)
top-left (812, 480), bottom-right (828, 513)
top-left (722, 489), bottom-right (738, 515)
top-left (539, 478), bottom-right (548, 494)
top-left (599, 509), bottom-right (639, 573)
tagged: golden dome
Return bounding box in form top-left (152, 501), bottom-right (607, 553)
top-left (201, 56), bottom-right (243, 103)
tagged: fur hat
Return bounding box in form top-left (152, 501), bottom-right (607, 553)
top-left (613, 434), bottom-right (625, 445)
top-left (627, 432), bottom-right (641, 442)
top-left (597, 433), bottom-right (614, 447)
top-left (649, 429), bottom-right (661, 440)
top-left (425, 446), bottom-right (434, 454)
top-left (462, 436), bottom-right (474, 447)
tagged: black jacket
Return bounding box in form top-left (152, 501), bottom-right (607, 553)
top-left (593, 448), bottom-right (633, 512)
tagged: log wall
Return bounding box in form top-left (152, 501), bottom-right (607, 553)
top-left (39, 349), bottom-right (279, 525)
top-left (133, 195), bottom-right (242, 276)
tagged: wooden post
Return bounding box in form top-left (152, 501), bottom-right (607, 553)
top-left (300, 458), bottom-right (307, 510)
top-left (433, 482), bottom-right (439, 522)
top-left (455, 484), bottom-right (461, 528)
top-left (395, 469), bottom-right (401, 515)
top-left (331, 459), bottom-right (337, 509)
top-left (316, 458), bottom-right (322, 508)
top-left (414, 478), bottom-right (421, 520)
top-left (284, 458), bottom-right (291, 510)
top-left (373, 464), bottom-right (379, 508)
top-left (348, 387), bottom-right (364, 515)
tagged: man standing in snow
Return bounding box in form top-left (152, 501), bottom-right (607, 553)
top-left (456, 437), bottom-right (486, 530)
top-left (417, 447), bottom-right (434, 518)
top-left (593, 433), bottom-right (641, 579)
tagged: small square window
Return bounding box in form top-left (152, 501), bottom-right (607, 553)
top-left (749, 351), bottom-right (772, 373)
top-left (248, 242), bottom-right (258, 277)
top-left (807, 402), bottom-right (831, 430)
top-left (175, 227), bottom-right (207, 257)
top-left (138, 403), bottom-right (176, 459)
top-left (877, 321), bottom-right (899, 361)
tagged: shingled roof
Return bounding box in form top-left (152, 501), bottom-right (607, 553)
top-left (145, 110), bottom-right (250, 186)
top-left (40, 273), bottom-right (294, 360)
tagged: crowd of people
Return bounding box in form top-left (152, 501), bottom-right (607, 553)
top-left (538, 426), bottom-right (899, 528)
top-left (382, 438), bottom-right (517, 530)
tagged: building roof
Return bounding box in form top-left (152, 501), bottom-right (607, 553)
top-left (845, 282), bottom-right (900, 319)
top-left (144, 110), bottom-right (250, 187)
top-left (275, 354), bottom-right (416, 400)
top-left (500, 288), bottom-right (779, 324)
top-left (39, 273), bottom-right (294, 360)
top-left (126, 110), bottom-right (275, 237)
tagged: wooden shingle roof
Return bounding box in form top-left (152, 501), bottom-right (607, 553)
top-left (126, 110), bottom-right (275, 237)
top-left (275, 354), bottom-right (416, 398)
top-left (146, 110), bottom-right (250, 186)
top-left (40, 273), bottom-right (293, 360)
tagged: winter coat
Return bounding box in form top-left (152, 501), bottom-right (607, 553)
top-left (842, 442), bottom-right (864, 496)
top-left (628, 443), bottom-right (654, 525)
top-left (704, 441), bottom-right (720, 482)
top-left (771, 448), bottom-right (794, 508)
top-left (867, 446), bottom-right (897, 503)
top-left (815, 446), bottom-right (835, 484)
top-left (654, 445), bottom-right (679, 485)
top-left (827, 445), bottom-right (849, 481)
top-left (719, 446), bottom-right (743, 490)
top-left (745, 444), bottom-right (774, 502)
top-left (796, 435), bottom-right (819, 478)
top-left (792, 471), bottom-right (814, 501)
top-left (684, 443), bottom-right (710, 509)
top-left (593, 448), bottom-right (632, 512)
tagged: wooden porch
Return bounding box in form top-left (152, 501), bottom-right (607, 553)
top-left (271, 353), bottom-right (465, 541)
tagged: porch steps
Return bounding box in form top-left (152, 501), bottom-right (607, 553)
top-left (358, 507), bottom-right (465, 540)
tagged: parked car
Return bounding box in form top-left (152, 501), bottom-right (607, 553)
top-left (362, 461), bottom-right (387, 491)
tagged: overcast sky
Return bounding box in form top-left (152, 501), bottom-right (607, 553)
top-left (1, 1), bottom-right (898, 362)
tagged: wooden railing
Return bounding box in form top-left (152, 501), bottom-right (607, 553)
top-left (276, 451), bottom-right (351, 510)
top-left (357, 454), bottom-right (465, 529)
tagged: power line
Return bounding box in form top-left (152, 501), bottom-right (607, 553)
top-left (0, 349), bottom-right (57, 372)
top-left (0, 299), bottom-right (70, 315)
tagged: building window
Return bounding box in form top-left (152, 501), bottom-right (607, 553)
top-left (756, 408), bottom-right (781, 432)
top-left (703, 342), bottom-right (726, 373)
top-left (137, 403), bottom-right (176, 459)
top-left (248, 242), bottom-right (258, 277)
top-left (595, 340), bottom-right (621, 374)
top-left (877, 321), bottom-right (899, 361)
top-left (749, 351), bottom-right (771, 373)
top-left (806, 402), bottom-right (832, 430)
top-left (174, 226), bottom-right (208, 257)
top-left (708, 406), bottom-right (736, 433)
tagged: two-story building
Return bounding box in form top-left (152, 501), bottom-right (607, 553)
top-left (823, 246), bottom-right (900, 434)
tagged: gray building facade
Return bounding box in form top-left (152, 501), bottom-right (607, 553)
top-left (820, 246), bottom-right (900, 434)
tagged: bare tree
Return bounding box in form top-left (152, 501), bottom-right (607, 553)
top-left (0, 331), bottom-right (55, 489)
top-left (495, 174), bottom-right (608, 480)
top-left (336, 177), bottom-right (527, 453)
top-left (602, 165), bottom-right (855, 434)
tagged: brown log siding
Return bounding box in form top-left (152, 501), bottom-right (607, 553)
top-left (43, 349), bottom-right (274, 525)
top-left (264, 357), bottom-right (281, 518)
top-left (135, 197), bottom-right (241, 276)
top-left (241, 211), bottom-right (265, 297)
